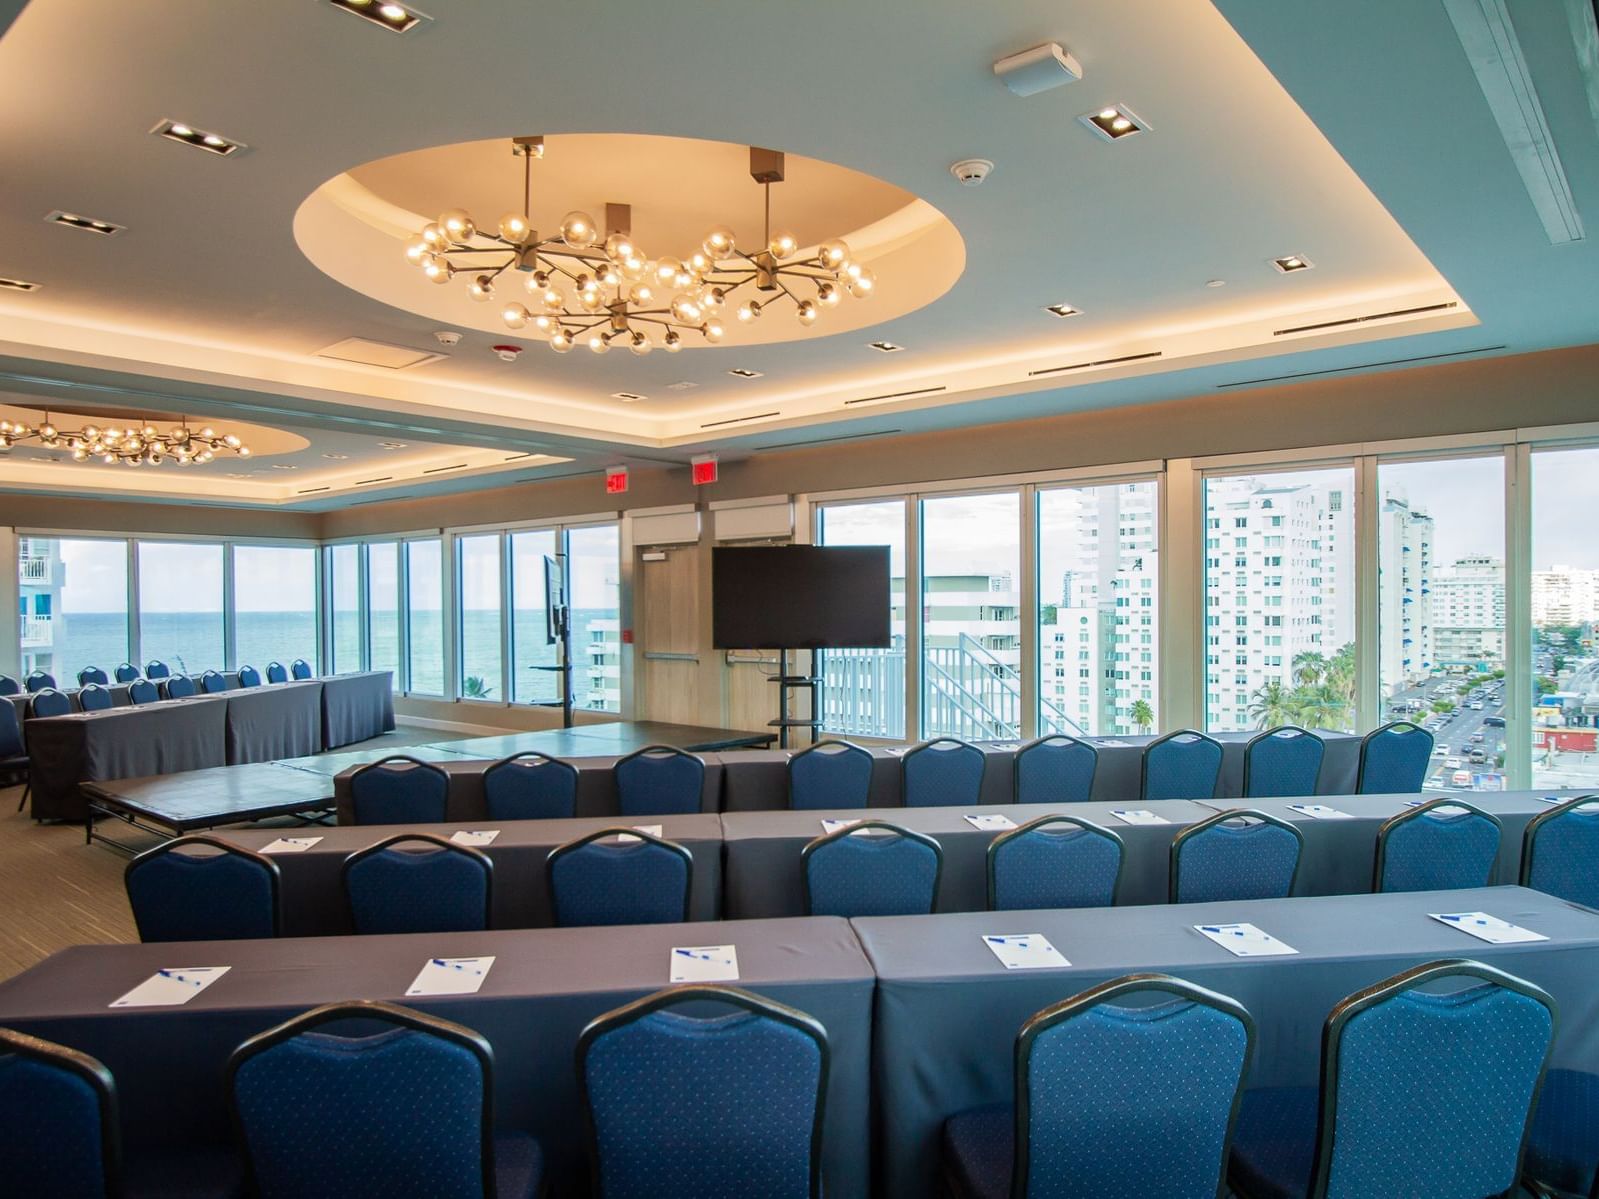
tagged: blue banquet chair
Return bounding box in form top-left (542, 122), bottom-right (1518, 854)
top-left (113, 662), bottom-right (141, 683)
top-left (547, 828), bottom-right (693, 927)
top-left (1230, 959), bottom-right (1554, 1199)
top-left (902, 737), bottom-right (987, 808)
top-left (161, 674), bottom-right (197, 700)
top-left (614, 745), bottom-right (705, 817)
top-left (2, 701), bottom-right (33, 814)
top-left (1524, 1065), bottom-right (1599, 1199)
top-left (943, 973), bottom-right (1255, 1199)
top-left (1171, 809), bottom-right (1304, 904)
top-left (342, 833), bottom-right (492, 935)
top-left (1013, 734), bottom-right (1098, 805)
top-left (1520, 795), bottom-right (1599, 909)
top-left (348, 755), bottom-right (450, 824)
top-left (28, 688), bottom-right (72, 719)
top-left (227, 1000), bottom-right (542, 1199)
top-left (24, 670), bottom-right (55, 693)
top-left (236, 664), bottom-right (261, 688)
top-left (290, 658), bottom-right (313, 680)
top-left (199, 669), bottom-right (229, 694)
top-left (127, 678), bottom-right (160, 705)
top-left (802, 821), bottom-right (941, 917)
top-left (578, 985), bottom-right (827, 1199)
top-left (788, 739), bottom-right (874, 810)
top-left (1141, 729), bottom-right (1224, 802)
top-left (143, 660), bottom-right (170, 680)
top-left (124, 835), bottom-right (281, 942)
top-left (483, 751), bottom-right (578, 821)
top-left (265, 661), bottom-right (289, 684)
top-left (0, 1026), bottom-right (123, 1199)
top-left (987, 813), bottom-right (1123, 911)
top-left (0, 674), bottom-right (18, 696)
top-left (76, 666), bottom-right (109, 687)
top-left (1373, 796), bottom-right (1501, 892)
top-left (1242, 726), bottom-right (1324, 798)
top-left (76, 683), bottom-right (113, 712)
top-left (1355, 720), bottom-right (1433, 793)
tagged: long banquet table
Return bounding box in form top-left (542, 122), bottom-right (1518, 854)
top-left (852, 885), bottom-right (1599, 1198)
top-left (0, 917), bottom-right (875, 1198)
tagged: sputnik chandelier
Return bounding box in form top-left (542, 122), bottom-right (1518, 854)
top-left (404, 138), bottom-right (877, 354)
top-left (0, 411), bottom-right (250, 466)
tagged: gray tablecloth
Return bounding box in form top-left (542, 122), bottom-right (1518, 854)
top-left (223, 680), bottom-right (323, 764)
top-left (8, 685), bottom-right (135, 746)
top-left (319, 671), bottom-right (396, 749)
top-left (225, 813), bottom-right (725, 934)
top-left (853, 885), bottom-right (1599, 1198)
top-left (0, 918), bottom-right (874, 1198)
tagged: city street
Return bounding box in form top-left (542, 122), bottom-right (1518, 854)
top-left (1388, 674), bottom-right (1506, 791)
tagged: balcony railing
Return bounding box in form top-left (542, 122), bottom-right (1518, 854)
top-left (19, 557), bottom-right (51, 585)
top-left (20, 614), bottom-right (53, 647)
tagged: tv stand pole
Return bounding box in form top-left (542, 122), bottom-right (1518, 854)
top-left (769, 648), bottom-right (823, 750)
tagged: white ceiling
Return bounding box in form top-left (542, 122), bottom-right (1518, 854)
top-left (0, 0), bottom-right (1595, 507)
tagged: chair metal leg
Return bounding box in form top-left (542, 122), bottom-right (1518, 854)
top-left (16, 780), bottom-right (28, 814)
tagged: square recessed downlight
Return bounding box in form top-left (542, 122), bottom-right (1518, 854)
top-left (1079, 104), bottom-right (1147, 142)
top-left (0, 276), bottom-right (41, 292)
top-left (612, 391), bottom-right (646, 402)
top-left (45, 210), bottom-right (123, 236)
top-left (868, 341), bottom-right (905, 353)
top-left (328, 0), bottom-right (429, 33)
top-left (1272, 254), bottom-right (1314, 273)
top-left (377, 441), bottom-right (408, 449)
top-left (728, 368), bottom-right (763, 379)
top-left (1043, 303), bottom-right (1081, 319)
top-left (151, 119), bottom-right (245, 157)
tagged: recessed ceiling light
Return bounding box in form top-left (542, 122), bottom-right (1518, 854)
top-left (270, 464), bottom-right (299, 471)
top-left (1043, 303), bottom-right (1081, 319)
top-left (0, 276), bottom-right (41, 292)
top-left (1080, 104), bottom-right (1147, 142)
top-left (612, 392), bottom-right (646, 402)
top-left (868, 341), bottom-right (905, 353)
top-left (151, 119), bottom-right (245, 156)
top-left (377, 441), bottom-right (408, 449)
top-left (1272, 254), bottom-right (1314, 273)
top-left (666, 381), bottom-right (698, 391)
top-left (728, 368), bottom-right (763, 379)
top-left (322, 452), bottom-right (351, 460)
top-left (327, 0), bottom-right (429, 33)
top-left (45, 210), bottom-right (123, 236)
top-left (1206, 279), bottom-right (1227, 288)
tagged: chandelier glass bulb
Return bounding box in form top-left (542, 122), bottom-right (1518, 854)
top-left (704, 320), bottom-right (725, 343)
top-left (469, 275), bottom-right (495, 302)
top-left (439, 209), bottom-right (476, 241)
top-left (604, 232), bottom-right (635, 260)
top-left (654, 257), bottom-right (682, 286)
top-left (0, 412), bottom-right (250, 468)
top-left (501, 302), bottom-right (530, 328)
top-left (703, 226), bottom-right (736, 259)
top-left (550, 329), bottom-right (573, 353)
top-left (768, 229), bottom-right (799, 258)
top-left (587, 332), bottom-right (609, 353)
top-left (664, 331), bottom-right (682, 352)
top-left (818, 239), bottom-right (850, 269)
top-left (796, 299), bottom-right (819, 326)
top-left (498, 213), bottom-right (532, 243)
top-left (629, 331), bottom-right (652, 355)
top-left (561, 211), bottom-right (598, 247)
top-left (629, 282), bottom-right (654, 305)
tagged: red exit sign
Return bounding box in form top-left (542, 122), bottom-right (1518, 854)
top-left (691, 453), bottom-right (718, 485)
top-left (604, 465), bottom-right (628, 494)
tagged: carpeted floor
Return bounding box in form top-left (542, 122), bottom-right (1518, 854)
top-left (0, 725), bottom-right (462, 982)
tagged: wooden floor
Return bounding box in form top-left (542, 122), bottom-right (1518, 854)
top-left (0, 725), bottom-right (462, 982)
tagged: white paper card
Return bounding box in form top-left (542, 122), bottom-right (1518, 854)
top-left (983, 933), bottom-right (1070, 970)
top-left (110, 966), bottom-right (230, 1008)
top-left (615, 825), bottom-right (663, 843)
top-left (1537, 796), bottom-right (1568, 805)
top-left (1111, 809), bottom-right (1169, 826)
top-left (449, 830), bottom-right (500, 847)
top-left (1096, 738), bottom-right (1131, 747)
top-left (820, 818), bottom-right (862, 835)
top-left (964, 814), bottom-right (1018, 831)
top-left (406, 956), bottom-right (495, 997)
top-left (1196, 923), bottom-right (1299, 957)
top-left (1430, 912), bottom-right (1548, 944)
top-left (259, 836), bottom-right (322, 854)
top-left (1288, 804), bottom-right (1354, 820)
top-left (671, 945), bottom-right (739, 983)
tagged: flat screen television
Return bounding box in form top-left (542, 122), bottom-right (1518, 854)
top-left (712, 545), bottom-right (891, 649)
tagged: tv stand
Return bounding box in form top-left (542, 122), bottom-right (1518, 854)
top-left (769, 649), bottom-right (822, 749)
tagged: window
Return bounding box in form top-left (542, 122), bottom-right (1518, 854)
top-left (1379, 456), bottom-right (1504, 789)
top-left (567, 525), bottom-right (620, 712)
top-left (1531, 446), bottom-right (1599, 791)
top-left (17, 537), bottom-right (127, 683)
top-left (1203, 468), bottom-right (1355, 733)
top-left (921, 492), bottom-right (1020, 739)
top-left (817, 500), bottom-right (906, 739)
top-left (456, 533), bottom-right (503, 701)
top-left (328, 543), bottom-right (361, 673)
top-left (368, 543), bottom-right (400, 682)
top-left (404, 539), bottom-right (444, 695)
top-left (137, 541), bottom-right (224, 676)
top-left (234, 545), bottom-right (317, 673)
top-left (1038, 481), bottom-right (1159, 735)
top-left (509, 529), bottom-right (559, 706)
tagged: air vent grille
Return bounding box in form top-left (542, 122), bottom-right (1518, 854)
top-left (843, 386), bottom-right (946, 407)
top-left (1274, 301), bottom-right (1458, 337)
top-left (701, 411), bottom-right (781, 429)
top-left (1027, 351), bottom-right (1162, 378)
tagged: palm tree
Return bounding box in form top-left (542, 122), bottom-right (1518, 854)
top-left (1249, 680), bottom-right (1294, 729)
top-left (1292, 683), bottom-right (1346, 731)
top-left (1324, 643), bottom-right (1356, 708)
top-left (1129, 699), bottom-right (1154, 734)
top-left (1292, 651), bottom-right (1327, 689)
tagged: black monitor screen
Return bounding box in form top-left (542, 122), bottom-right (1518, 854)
top-left (712, 545), bottom-right (891, 649)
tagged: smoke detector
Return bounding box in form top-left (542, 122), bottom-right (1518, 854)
top-left (434, 330), bottom-right (462, 346)
top-left (491, 344), bottom-right (523, 362)
top-left (950, 158), bottom-right (994, 187)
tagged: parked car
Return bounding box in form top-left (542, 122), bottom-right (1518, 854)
top-left (1484, 715), bottom-right (1506, 727)
top-left (1451, 770), bottom-right (1473, 787)
top-left (1433, 745), bottom-right (1450, 756)
top-left (1445, 757), bottom-right (1463, 769)
top-left (1426, 774), bottom-right (1445, 788)
top-left (1468, 749), bottom-right (1487, 764)
top-left (1467, 701), bottom-right (1484, 710)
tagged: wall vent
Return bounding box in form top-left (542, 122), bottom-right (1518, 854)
top-left (701, 411), bottom-right (781, 429)
top-left (295, 486), bottom-right (331, 495)
top-left (1274, 301), bottom-right (1458, 337)
top-left (843, 385), bottom-right (946, 407)
top-left (422, 462), bottom-right (467, 474)
top-left (353, 475), bottom-right (394, 486)
top-left (1027, 351), bottom-right (1161, 378)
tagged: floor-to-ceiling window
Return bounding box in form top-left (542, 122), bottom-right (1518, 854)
top-left (137, 541), bottom-right (224, 676)
top-left (921, 492), bottom-right (1021, 740)
top-left (404, 539), bottom-right (444, 695)
top-left (567, 525), bottom-right (621, 712)
top-left (1202, 466), bottom-right (1356, 734)
top-left (1531, 445), bottom-right (1599, 791)
top-left (509, 529), bottom-right (559, 707)
top-left (17, 536), bottom-right (128, 683)
top-left (1378, 455), bottom-right (1505, 791)
top-left (234, 545), bottom-right (317, 672)
top-left (816, 500), bottom-right (906, 739)
top-left (328, 543), bottom-right (361, 673)
top-left (456, 533), bottom-right (503, 700)
top-left (368, 542), bottom-right (400, 682)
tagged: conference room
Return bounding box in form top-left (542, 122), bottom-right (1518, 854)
top-left (4, 1), bottom-right (1599, 1195)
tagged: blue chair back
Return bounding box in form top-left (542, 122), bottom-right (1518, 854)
top-left (902, 738), bottom-right (987, 808)
top-left (76, 667), bottom-right (109, 687)
top-left (802, 822), bottom-right (942, 917)
top-left (548, 830), bottom-right (693, 927)
top-left (1171, 809), bottom-right (1304, 904)
top-left (200, 669), bottom-right (229, 694)
top-left (113, 662), bottom-right (140, 683)
top-left (24, 671), bottom-right (55, 693)
top-left (0, 700), bottom-right (23, 760)
top-left (483, 752), bottom-right (578, 820)
top-left (1243, 726), bottom-right (1325, 798)
top-left (76, 684), bottom-right (113, 713)
top-left (1014, 975), bottom-right (1253, 1199)
top-left (0, 1028), bottom-right (121, 1199)
top-left (349, 755), bottom-right (450, 825)
top-left (291, 659), bottom-right (313, 681)
top-left (0, 675), bottom-right (17, 696)
top-left (988, 814), bottom-right (1123, 910)
top-left (265, 661), bottom-right (288, 684)
top-left (614, 746), bottom-right (705, 817)
top-left (1142, 730), bottom-right (1223, 802)
top-left (144, 660), bottom-right (170, 680)
top-left (578, 986), bottom-right (827, 1199)
top-left (162, 674), bottom-right (197, 700)
top-left (27, 689), bottom-right (71, 719)
top-left (124, 835), bottom-right (281, 941)
top-left (788, 740), bottom-right (874, 810)
top-left (1014, 735), bottom-right (1098, 805)
top-left (237, 664), bottom-right (261, 688)
top-left (1307, 960), bottom-right (1553, 1199)
top-left (127, 678), bottom-right (159, 705)
top-left (1521, 795), bottom-right (1599, 908)
top-left (1357, 721), bottom-right (1434, 793)
top-left (342, 835), bottom-right (492, 935)
top-left (1375, 797), bottom-right (1501, 892)
top-left (227, 1001), bottom-right (499, 1199)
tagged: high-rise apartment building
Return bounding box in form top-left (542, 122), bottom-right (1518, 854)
top-left (1532, 565), bottom-right (1599, 626)
top-left (1377, 495), bottom-right (1435, 695)
top-left (1432, 555), bottom-right (1506, 670)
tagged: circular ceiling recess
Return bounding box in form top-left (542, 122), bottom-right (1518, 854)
top-left (294, 132), bottom-right (966, 349)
